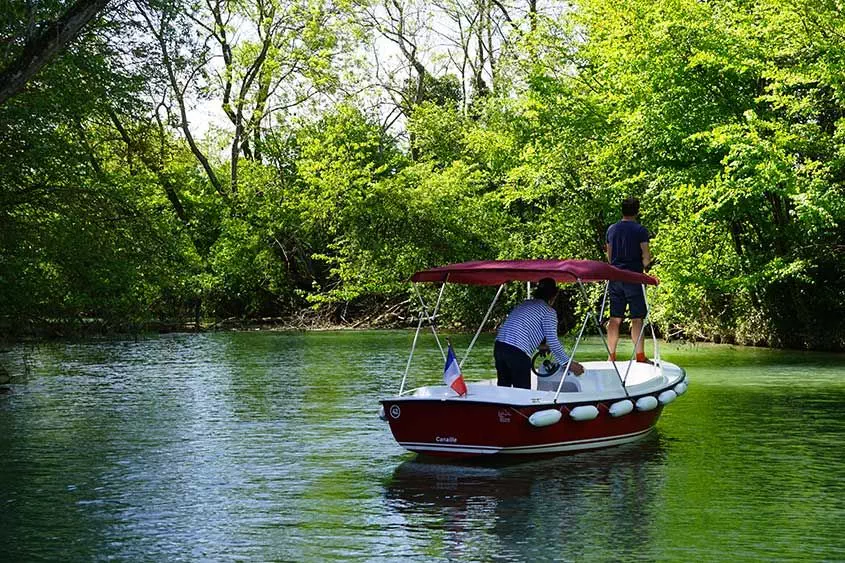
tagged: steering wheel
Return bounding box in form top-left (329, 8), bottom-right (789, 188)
top-left (531, 350), bottom-right (560, 378)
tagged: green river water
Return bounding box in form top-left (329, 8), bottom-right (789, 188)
top-left (0, 331), bottom-right (844, 561)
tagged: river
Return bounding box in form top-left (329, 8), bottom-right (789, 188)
top-left (1, 331), bottom-right (844, 561)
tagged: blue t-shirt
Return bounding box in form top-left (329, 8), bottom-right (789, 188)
top-left (606, 220), bottom-right (650, 273)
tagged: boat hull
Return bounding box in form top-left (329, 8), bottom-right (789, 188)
top-left (381, 398), bottom-right (663, 457)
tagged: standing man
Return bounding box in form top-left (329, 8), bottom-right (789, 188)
top-left (606, 197), bottom-right (653, 363)
top-left (494, 278), bottom-right (584, 389)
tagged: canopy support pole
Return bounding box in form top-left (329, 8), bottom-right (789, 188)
top-left (399, 297), bottom-right (425, 395)
top-left (553, 297), bottom-right (590, 403)
top-left (414, 281), bottom-right (447, 361)
top-left (401, 281), bottom-right (448, 395)
top-left (461, 283), bottom-right (505, 369)
top-left (645, 284), bottom-right (660, 365)
top-left (622, 319), bottom-right (647, 384)
top-left (622, 284), bottom-right (658, 385)
top-left (594, 281), bottom-right (617, 362)
top-left (577, 281), bottom-right (629, 396)
top-left (598, 281), bottom-right (609, 324)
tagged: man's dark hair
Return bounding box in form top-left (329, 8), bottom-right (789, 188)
top-left (533, 278), bottom-right (558, 301)
top-left (622, 197), bottom-right (640, 217)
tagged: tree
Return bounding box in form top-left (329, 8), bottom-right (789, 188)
top-left (0, 0), bottom-right (111, 105)
top-left (136, 0), bottom-right (356, 196)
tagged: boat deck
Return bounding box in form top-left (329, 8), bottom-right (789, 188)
top-left (401, 360), bottom-right (685, 406)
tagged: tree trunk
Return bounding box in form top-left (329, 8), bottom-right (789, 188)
top-left (0, 0), bottom-right (111, 105)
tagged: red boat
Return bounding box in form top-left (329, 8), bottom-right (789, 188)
top-left (380, 259), bottom-right (688, 458)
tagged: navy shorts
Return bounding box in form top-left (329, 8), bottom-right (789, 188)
top-left (494, 341), bottom-right (531, 389)
top-left (609, 281), bottom-right (647, 319)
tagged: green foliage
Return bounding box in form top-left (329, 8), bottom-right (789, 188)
top-left (403, 73), bottom-right (463, 110)
top-left (569, 0), bottom-right (845, 347)
top-left (407, 102), bottom-right (466, 165)
top-left (2, 0), bottom-right (844, 348)
top-left (0, 9), bottom-right (200, 331)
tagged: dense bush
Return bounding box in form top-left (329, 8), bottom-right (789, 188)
top-left (1, 0), bottom-right (843, 349)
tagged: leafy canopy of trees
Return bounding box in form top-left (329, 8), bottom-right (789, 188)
top-left (1, 0), bottom-right (843, 349)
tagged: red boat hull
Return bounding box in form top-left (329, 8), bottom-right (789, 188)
top-left (381, 399), bottom-right (663, 457)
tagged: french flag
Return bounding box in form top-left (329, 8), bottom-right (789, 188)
top-left (444, 343), bottom-right (467, 396)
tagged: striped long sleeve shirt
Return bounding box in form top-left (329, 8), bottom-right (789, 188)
top-left (495, 299), bottom-right (571, 365)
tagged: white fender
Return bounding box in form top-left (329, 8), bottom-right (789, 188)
top-left (609, 400), bottom-right (634, 418)
top-left (569, 405), bottom-right (599, 421)
top-left (658, 389), bottom-right (677, 405)
top-left (675, 381), bottom-right (688, 395)
top-left (529, 409), bottom-right (562, 427)
top-left (636, 396), bottom-right (659, 411)
top-left (378, 405), bottom-right (387, 421)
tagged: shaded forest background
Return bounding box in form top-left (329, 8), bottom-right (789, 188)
top-left (2, 0), bottom-right (844, 349)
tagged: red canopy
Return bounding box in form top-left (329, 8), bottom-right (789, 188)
top-left (411, 259), bottom-right (658, 286)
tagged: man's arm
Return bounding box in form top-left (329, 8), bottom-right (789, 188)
top-left (542, 310), bottom-right (584, 375)
top-left (606, 243), bottom-right (612, 263)
top-left (640, 241), bottom-right (652, 269)
top-left (541, 309), bottom-right (569, 365)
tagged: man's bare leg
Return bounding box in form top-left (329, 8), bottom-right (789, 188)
top-left (607, 317), bottom-right (622, 361)
top-left (631, 318), bottom-right (649, 362)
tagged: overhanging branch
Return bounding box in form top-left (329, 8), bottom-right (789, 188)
top-left (0, 0), bottom-right (111, 105)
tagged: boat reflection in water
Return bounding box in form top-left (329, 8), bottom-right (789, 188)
top-left (383, 433), bottom-right (668, 561)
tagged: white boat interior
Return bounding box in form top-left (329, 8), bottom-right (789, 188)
top-left (402, 360), bottom-right (686, 406)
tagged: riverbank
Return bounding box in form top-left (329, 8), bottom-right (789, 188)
top-left (0, 308), bottom-right (412, 341)
top-left (2, 312), bottom-right (844, 353)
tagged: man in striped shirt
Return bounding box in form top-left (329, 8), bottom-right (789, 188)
top-left (494, 278), bottom-right (584, 389)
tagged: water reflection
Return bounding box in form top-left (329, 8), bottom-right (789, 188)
top-left (384, 433), bottom-right (668, 561)
top-left (3, 333), bottom-right (845, 561)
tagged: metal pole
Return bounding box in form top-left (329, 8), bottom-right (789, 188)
top-left (461, 283), bottom-right (505, 368)
top-left (623, 314), bottom-right (648, 384)
top-left (577, 281), bottom-right (628, 396)
top-left (581, 282), bottom-right (615, 362)
top-left (598, 281), bottom-right (609, 323)
top-left (622, 284), bottom-right (653, 385)
top-left (643, 283), bottom-right (660, 364)
top-left (553, 310), bottom-right (590, 403)
top-left (414, 281), bottom-right (447, 361)
top-left (399, 305), bottom-right (425, 395)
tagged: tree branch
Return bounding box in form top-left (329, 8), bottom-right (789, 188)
top-left (0, 0), bottom-right (111, 105)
